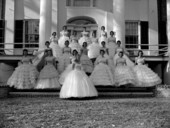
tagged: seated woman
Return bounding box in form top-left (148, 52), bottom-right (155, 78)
top-left (90, 49), bottom-right (114, 86)
top-left (36, 49), bottom-right (60, 89)
top-left (60, 54), bottom-right (98, 99)
top-left (134, 50), bottom-right (162, 87)
top-left (114, 51), bottom-right (137, 87)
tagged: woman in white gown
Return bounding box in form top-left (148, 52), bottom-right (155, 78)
top-left (90, 49), bottom-right (114, 86)
top-left (80, 42), bottom-right (94, 75)
top-left (36, 49), bottom-right (60, 89)
top-left (7, 49), bottom-right (39, 89)
top-left (79, 27), bottom-right (91, 46)
top-left (58, 26), bottom-right (70, 48)
top-left (59, 49), bottom-right (79, 85)
top-left (134, 50), bottom-right (162, 87)
top-left (114, 40), bottom-right (134, 66)
top-left (99, 26), bottom-right (108, 47)
top-left (114, 51), bottom-right (137, 87)
top-left (49, 32), bottom-right (63, 74)
top-left (60, 54), bottom-right (98, 98)
top-left (69, 37), bottom-right (81, 54)
top-left (61, 40), bottom-right (72, 71)
top-left (108, 31), bottom-right (117, 58)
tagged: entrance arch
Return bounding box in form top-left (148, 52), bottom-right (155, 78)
top-left (66, 16), bottom-right (98, 38)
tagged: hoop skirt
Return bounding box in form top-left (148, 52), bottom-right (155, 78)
top-left (7, 63), bottom-right (38, 89)
top-left (133, 65), bottom-right (162, 87)
top-left (60, 64), bottom-right (98, 98)
top-left (114, 65), bottom-right (137, 86)
top-left (36, 57), bottom-right (60, 89)
top-left (90, 57), bottom-right (114, 86)
top-left (80, 54), bottom-right (93, 73)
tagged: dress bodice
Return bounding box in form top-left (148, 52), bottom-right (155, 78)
top-left (116, 58), bottom-right (126, 66)
top-left (97, 56), bottom-right (107, 64)
top-left (45, 56), bottom-right (55, 65)
top-left (101, 47), bottom-right (108, 53)
top-left (91, 37), bottom-right (98, 43)
top-left (63, 47), bottom-right (71, 54)
top-left (136, 57), bottom-right (145, 65)
top-left (108, 37), bottom-right (116, 43)
top-left (81, 48), bottom-right (88, 55)
top-left (74, 63), bottom-right (82, 70)
top-left (50, 36), bottom-right (58, 43)
top-left (100, 31), bottom-right (107, 37)
top-left (22, 57), bottom-right (31, 64)
top-left (61, 30), bottom-right (68, 37)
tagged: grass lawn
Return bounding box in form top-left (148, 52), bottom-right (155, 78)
top-left (0, 97), bottom-right (170, 128)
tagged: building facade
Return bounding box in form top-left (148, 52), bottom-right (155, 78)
top-left (0, 0), bottom-right (169, 55)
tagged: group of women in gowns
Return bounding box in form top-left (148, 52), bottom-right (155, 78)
top-left (7, 25), bottom-right (162, 99)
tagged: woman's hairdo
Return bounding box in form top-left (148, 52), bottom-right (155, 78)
top-left (138, 50), bottom-right (143, 56)
top-left (100, 49), bottom-right (105, 53)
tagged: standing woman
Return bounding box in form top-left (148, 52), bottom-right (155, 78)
top-left (58, 26), bottom-right (70, 48)
top-left (79, 27), bottom-right (91, 46)
top-left (90, 49), bottom-right (114, 86)
top-left (98, 26), bottom-right (108, 47)
top-left (60, 54), bottom-right (98, 99)
top-left (36, 49), bottom-right (60, 89)
top-left (61, 40), bottom-right (72, 71)
top-left (7, 49), bottom-right (39, 89)
top-left (80, 42), bottom-right (94, 76)
top-left (134, 50), bottom-right (162, 87)
top-left (114, 51), bottom-right (137, 87)
top-left (108, 31), bottom-right (117, 58)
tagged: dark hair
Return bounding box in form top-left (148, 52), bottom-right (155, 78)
top-left (47, 49), bottom-right (53, 55)
top-left (138, 50), bottom-right (143, 56)
top-left (52, 32), bottom-right (56, 36)
top-left (23, 49), bottom-right (28, 55)
top-left (72, 49), bottom-right (78, 55)
top-left (82, 42), bottom-right (87, 47)
top-left (65, 40), bottom-right (69, 45)
top-left (117, 40), bottom-right (121, 44)
top-left (110, 31), bottom-right (115, 35)
top-left (45, 41), bottom-right (50, 45)
top-left (101, 41), bottom-right (105, 45)
top-left (119, 51), bottom-right (124, 56)
top-left (100, 49), bottom-right (105, 54)
top-left (101, 26), bottom-right (105, 30)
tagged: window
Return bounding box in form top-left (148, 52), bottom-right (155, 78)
top-left (0, 20), bottom-right (5, 54)
top-left (66, 0), bottom-right (96, 7)
top-left (14, 20), bottom-right (39, 50)
top-left (0, 0), bottom-right (5, 20)
top-left (125, 21), bottom-right (139, 49)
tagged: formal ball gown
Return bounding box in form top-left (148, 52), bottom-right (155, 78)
top-left (7, 56), bottom-right (39, 89)
top-left (49, 36), bottom-right (63, 73)
top-left (58, 30), bottom-right (70, 48)
top-left (98, 31), bottom-right (108, 47)
top-left (133, 57), bottom-right (162, 87)
top-left (69, 39), bottom-right (81, 54)
top-left (59, 56), bottom-right (76, 85)
top-left (61, 47), bottom-right (72, 71)
top-left (78, 31), bottom-right (91, 47)
top-left (90, 55), bottom-right (114, 86)
top-left (60, 62), bottom-right (98, 98)
top-left (36, 56), bottom-right (60, 89)
top-left (114, 57), bottom-right (137, 86)
top-left (80, 48), bottom-right (94, 74)
top-left (87, 38), bottom-right (100, 62)
top-left (114, 47), bottom-right (134, 66)
top-left (108, 36), bottom-right (117, 58)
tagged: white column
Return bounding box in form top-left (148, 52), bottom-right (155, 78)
top-left (167, 0), bottom-right (170, 54)
top-left (4, 0), bottom-right (15, 55)
top-left (148, 0), bottom-right (159, 55)
top-left (52, 0), bottom-right (58, 34)
top-left (113, 0), bottom-right (125, 47)
top-left (39, 0), bottom-right (52, 50)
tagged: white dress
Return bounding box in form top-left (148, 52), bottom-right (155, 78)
top-left (80, 48), bottom-right (93, 73)
top-left (60, 63), bottom-right (98, 98)
top-left (98, 31), bottom-right (108, 47)
top-left (114, 47), bottom-right (134, 66)
top-left (87, 39), bottom-right (100, 59)
top-left (90, 56), bottom-right (114, 86)
top-left (36, 56), bottom-right (60, 89)
top-left (108, 36), bottom-right (117, 58)
top-left (58, 30), bottom-right (70, 48)
top-left (61, 47), bottom-right (72, 71)
top-left (133, 57), bottom-right (162, 87)
top-left (78, 31), bottom-right (91, 47)
top-left (114, 58), bottom-right (137, 86)
top-left (7, 56), bottom-right (39, 89)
